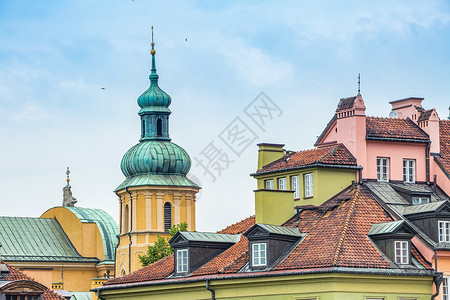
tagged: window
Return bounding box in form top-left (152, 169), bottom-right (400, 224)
top-left (278, 177), bottom-right (287, 190)
top-left (6, 296), bottom-right (40, 300)
top-left (395, 241), bottom-right (409, 264)
top-left (439, 221), bottom-right (450, 242)
top-left (252, 243), bottom-right (267, 266)
top-left (124, 204), bottom-right (129, 233)
top-left (176, 249), bottom-right (188, 273)
top-left (443, 276), bottom-right (449, 300)
top-left (377, 158), bottom-right (389, 182)
top-left (304, 173), bottom-right (313, 197)
top-left (412, 197), bottom-right (429, 205)
top-left (265, 179), bottom-right (274, 190)
top-left (403, 159), bottom-right (415, 183)
top-left (291, 175), bottom-right (300, 198)
top-left (164, 202), bottom-right (172, 232)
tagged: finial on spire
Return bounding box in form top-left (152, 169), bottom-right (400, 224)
top-left (149, 25), bottom-right (158, 82)
top-left (357, 73), bottom-right (361, 95)
top-left (151, 25), bottom-right (155, 55)
top-left (66, 167), bottom-right (70, 186)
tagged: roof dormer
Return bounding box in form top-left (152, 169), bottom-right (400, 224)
top-left (169, 232), bottom-right (240, 276)
top-left (244, 224), bottom-right (304, 271)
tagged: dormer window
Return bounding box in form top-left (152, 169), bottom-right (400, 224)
top-left (395, 241), bottom-right (409, 264)
top-left (265, 179), bottom-right (274, 190)
top-left (176, 249), bottom-right (188, 273)
top-left (439, 221), bottom-right (450, 242)
top-left (252, 243), bottom-right (267, 267)
top-left (412, 197), bottom-right (429, 205)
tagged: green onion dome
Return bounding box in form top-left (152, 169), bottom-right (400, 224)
top-left (120, 141), bottom-right (191, 177)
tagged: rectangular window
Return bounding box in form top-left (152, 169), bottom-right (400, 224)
top-left (291, 175), bottom-right (300, 199)
top-left (265, 179), bottom-right (274, 190)
top-left (395, 241), bottom-right (409, 264)
top-left (443, 276), bottom-right (449, 300)
top-left (412, 197), bottom-right (429, 205)
top-left (278, 177), bottom-right (287, 190)
top-left (176, 249), bottom-right (188, 273)
top-left (377, 158), bottom-right (389, 182)
top-left (252, 243), bottom-right (267, 266)
top-left (403, 159), bottom-right (415, 183)
top-left (304, 173), bottom-right (313, 197)
top-left (439, 221), bottom-right (450, 242)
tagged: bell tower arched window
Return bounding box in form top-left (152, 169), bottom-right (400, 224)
top-left (164, 202), bottom-right (172, 232)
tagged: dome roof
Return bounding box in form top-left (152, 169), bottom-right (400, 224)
top-left (137, 75), bottom-right (172, 114)
top-left (121, 140), bottom-right (191, 177)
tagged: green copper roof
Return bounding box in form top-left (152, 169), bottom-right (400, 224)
top-left (174, 232), bottom-right (241, 243)
top-left (61, 207), bottom-right (118, 261)
top-left (0, 217), bottom-right (98, 263)
top-left (115, 174), bottom-right (199, 191)
top-left (368, 220), bottom-right (405, 236)
top-left (121, 141), bottom-right (191, 178)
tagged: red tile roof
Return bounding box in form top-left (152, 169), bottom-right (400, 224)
top-left (0, 261), bottom-right (65, 300)
top-left (102, 185), bottom-right (431, 287)
top-left (254, 144), bottom-right (357, 174)
top-left (366, 117), bottom-right (429, 141)
top-left (435, 120), bottom-right (450, 176)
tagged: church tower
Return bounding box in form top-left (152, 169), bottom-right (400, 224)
top-left (115, 33), bottom-right (200, 276)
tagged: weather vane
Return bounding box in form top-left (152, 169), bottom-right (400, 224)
top-left (66, 167), bottom-right (70, 186)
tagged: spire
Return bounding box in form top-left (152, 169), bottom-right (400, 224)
top-left (150, 25), bottom-right (159, 84)
top-left (63, 167), bottom-right (77, 207)
top-left (357, 73), bottom-right (361, 95)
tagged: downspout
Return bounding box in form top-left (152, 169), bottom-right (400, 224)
top-left (432, 248), bottom-right (444, 300)
top-left (126, 187), bottom-right (133, 274)
top-left (206, 280), bottom-right (215, 300)
top-left (426, 141), bottom-right (431, 184)
top-left (96, 289), bottom-right (105, 300)
top-left (114, 191), bottom-right (122, 278)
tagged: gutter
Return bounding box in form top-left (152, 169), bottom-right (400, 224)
top-left (126, 187), bottom-right (133, 274)
top-left (251, 163), bottom-right (361, 177)
top-left (366, 137), bottom-right (430, 144)
top-left (206, 280), bottom-right (215, 300)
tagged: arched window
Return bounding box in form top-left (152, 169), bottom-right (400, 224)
top-left (157, 119), bottom-right (162, 137)
top-left (120, 269), bottom-right (126, 277)
top-left (164, 202), bottom-right (172, 232)
top-left (124, 204), bottom-right (129, 233)
top-left (142, 119), bottom-right (146, 137)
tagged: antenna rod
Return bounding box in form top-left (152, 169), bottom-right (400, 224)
top-left (357, 73), bottom-right (361, 95)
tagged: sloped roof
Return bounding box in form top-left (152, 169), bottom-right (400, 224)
top-left (403, 201), bottom-right (448, 215)
top-left (435, 120), bottom-right (450, 177)
top-left (171, 232), bottom-right (240, 244)
top-left (368, 220), bottom-right (405, 235)
top-left (253, 144), bottom-right (357, 175)
top-left (0, 260), bottom-right (65, 300)
top-left (337, 96), bottom-right (356, 110)
top-left (366, 117), bottom-right (429, 141)
top-left (249, 224), bottom-right (303, 237)
top-left (62, 207), bottom-right (118, 261)
top-left (0, 217), bottom-right (98, 263)
top-left (417, 109), bottom-right (434, 122)
top-left (102, 185), bottom-right (431, 287)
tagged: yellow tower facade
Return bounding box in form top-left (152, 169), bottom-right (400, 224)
top-left (115, 37), bottom-right (200, 276)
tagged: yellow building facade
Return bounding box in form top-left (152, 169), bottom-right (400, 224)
top-left (114, 39), bottom-right (200, 276)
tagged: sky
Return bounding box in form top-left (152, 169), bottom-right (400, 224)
top-left (1, 0), bottom-right (450, 232)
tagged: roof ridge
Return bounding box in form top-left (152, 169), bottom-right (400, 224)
top-left (331, 186), bottom-right (360, 266)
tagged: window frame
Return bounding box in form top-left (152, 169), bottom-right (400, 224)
top-left (443, 276), bottom-right (449, 300)
top-left (412, 197), bottom-right (429, 205)
top-left (403, 159), bottom-right (415, 183)
top-left (394, 241), bottom-right (409, 265)
top-left (176, 248), bottom-right (188, 273)
top-left (291, 175), bottom-right (300, 199)
top-left (265, 179), bottom-right (274, 190)
top-left (377, 157), bottom-right (390, 182)
top-left (278, 177), bottom-right (287, 190)
top-left (252, 242), bottom-right (267, 267)
top-left (439, 221), bottom-right (450, 242)
top-left (304, 173), bottom-right (313, 198)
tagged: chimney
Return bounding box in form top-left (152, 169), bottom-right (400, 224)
top-left (389, 97), bottom-right (424, 121)
top-left (254, 189), bottom-right (294, 225)
top-left (257, 143), bottom-right (285, 170)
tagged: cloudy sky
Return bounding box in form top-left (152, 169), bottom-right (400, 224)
top-left (1, 0), bottom-right (449, 232)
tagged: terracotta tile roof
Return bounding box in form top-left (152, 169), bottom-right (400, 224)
top-left (0, 260), bottom-right (65, 300)
top-left (337, 96), bottom-right (356, 110)
top-left (102, 185), bottom-right (431, 288)
top-left (366, 116), bottom-right (429, 141)
top-left (104, 254), bottom-right (174, 285)
top-left (254, 144), bottom-right (357, 174)
top-left (417, 109), bottom-right (434, 122)
top-left (435, 120), bottom-right (450, 176)
top-left (218, 216), bottom-right (255, 234)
